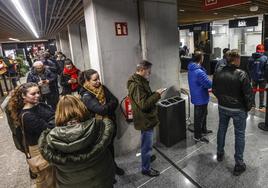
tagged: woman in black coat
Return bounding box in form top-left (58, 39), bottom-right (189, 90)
top-left (79, 69), bottom-right (125, 181)
top-left (6, 82), bottom-right (55, 188)
top-left (60, 59), bottom-right (80, 95)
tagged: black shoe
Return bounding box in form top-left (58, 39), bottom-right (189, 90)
top-left (150, 155), bottom-right (156, 163)
top-left (29, 169), bottom-right (37, 179)
top-left (217, 152), bottom-right (224, 162)
top-left (193, 137), bottom-right (209, 143)
top-left (202, 130), bottom-right (213, 135)
top-left (142, 168), bottom-right (160, 177)
top-left (233, 163), bottom-right (246, 176)
top-left (116, 166), bottom-right (125, 176)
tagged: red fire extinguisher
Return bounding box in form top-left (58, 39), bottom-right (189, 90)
top-left (120, 96), bottom-right (133, 122)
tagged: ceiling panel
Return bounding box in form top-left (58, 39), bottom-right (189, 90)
top-left (178, 0), bottom-right (268, 25)
top-left (0, 0), bottom-right (84, 42)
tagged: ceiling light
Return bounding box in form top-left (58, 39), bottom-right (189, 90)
top-left (250, 5), bottom-right (259, 12)
top-left (233, 15), bottom-right (238, 17)
top-left (11, 0), bottom-right (39, 38)
top-left (214, 12), bottom-right (218, 15)
top-left (9, 38), bottom-right (20, 41)
top-left (179, 9), bottom-right (185, 12)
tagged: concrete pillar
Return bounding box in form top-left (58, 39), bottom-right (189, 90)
top-left (55, 35), bottom-right (61, 52)
top-left (83, 0), bottom-right (180, 156)
top-left (140, 0), bottom-right (181, 89)
top-left (80, 23), bottom-right (90, 70)
top-left (0, 44), bottom-right (3, 57)
top-left (68, 23), bottom-right (87, 70)
top-left (59, 30), bottom-right (71, 59)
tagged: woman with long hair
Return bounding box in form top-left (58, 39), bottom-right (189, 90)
top-left (60, 59), bottom-right (80, 95)
top-left (6, 82), bottom-right (55, 188)
top-left (78, 69), bottom-right (125, 181)
top-left (39, 95), bottom-right (115, 188)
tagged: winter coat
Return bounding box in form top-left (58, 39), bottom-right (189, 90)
top-left (212, 63), bottom-right (254, 111)
top-left (21, 102), bottom-right (55, 146)
top-left (60, 68), bottom-right (80, 95)
top-left (79, 86), bottom-right (118, 121)
top-left (188, 62), bottom-right (212, 105)
top-left (27, 67), bottom-right (59, 95)
top-left (248, 52), bottom-right (268, 81)
top-left (38, 118), bottom-right (115, 188)
top-left (127, 73), bottom-right (161, 131)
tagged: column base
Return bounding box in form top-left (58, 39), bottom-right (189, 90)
top-left (258, 122), bottom-right (268, 131)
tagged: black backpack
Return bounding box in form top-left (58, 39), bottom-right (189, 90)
top-left (5, 107), bottom-right (25, 153)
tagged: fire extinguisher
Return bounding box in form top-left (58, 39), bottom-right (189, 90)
top-left (120, 96), bottom-right (133, 122)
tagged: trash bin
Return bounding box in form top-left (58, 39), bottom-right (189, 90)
top-left (157, 96), bottom-right (186, 147)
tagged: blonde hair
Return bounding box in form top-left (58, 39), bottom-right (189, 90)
top-left (55, 95), bottom-right (89, 126)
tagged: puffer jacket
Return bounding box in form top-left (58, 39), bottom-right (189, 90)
top-left (38, 118), bottom-right (115, 188)
top-left (127, 73), bottom-right (161, 131)
top-left (212, 63), bottom-right (254, 111)
top-left (248, 52), bottom-right (268, 81)
top-left (188, 62), bottom-right (212, 105)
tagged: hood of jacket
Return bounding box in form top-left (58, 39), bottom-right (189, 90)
top-left (251, 52), bottom-right (263, 59)
top-left (39, 118), bottom-right (113, 165)
top-left (127, 73), bottom-right (148, 90)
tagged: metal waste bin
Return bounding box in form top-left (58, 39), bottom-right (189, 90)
top-left (157, 96), bottom-right (186, 147)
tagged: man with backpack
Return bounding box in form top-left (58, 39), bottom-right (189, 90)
top-left (248, 44), bottom-right (268, 109)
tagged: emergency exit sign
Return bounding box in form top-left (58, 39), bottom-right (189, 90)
top-left (115, 22), bottom-right (128, 36)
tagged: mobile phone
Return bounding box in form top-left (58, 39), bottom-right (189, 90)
top-left (162, 88), bottom-right (168, 92)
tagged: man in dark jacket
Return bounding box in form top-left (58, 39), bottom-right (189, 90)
top-left (215, 48), bottom-right (230, 71)
top-left (248, 44), bottom-right (268, 109)
top-left (212, 49), bottom-right (254, 176)
top-left (188, 51), bottom-right (212, 144)
top-left (127, 60), bottom-right (166, 177)
top-left (27, 61), bottom-right (59, 110)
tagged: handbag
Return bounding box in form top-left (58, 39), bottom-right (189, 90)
top-left (21, 112), bottom-right (49, 173)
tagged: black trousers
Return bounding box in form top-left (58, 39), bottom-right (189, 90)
top-left (194, 104), bottom-right (208, 139)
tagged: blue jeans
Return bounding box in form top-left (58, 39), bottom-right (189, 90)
top-left (217, 107), bottom-right (247, 165)
top-left (141, 129), bottom-right (153, 172)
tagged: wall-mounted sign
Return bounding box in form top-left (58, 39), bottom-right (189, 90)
top-left (115, 22), bottom-right (128, 36)
top-left (229, 17), bottom-right (258, 28)
top-left (203, 0), bottom-right (250, 11)
top-left (179, 23), bottom-right (210, 32)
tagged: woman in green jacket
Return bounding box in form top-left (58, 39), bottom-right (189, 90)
top-left (39, 95), bottom-right (115, 188)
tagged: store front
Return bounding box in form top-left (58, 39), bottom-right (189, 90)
top-left (212, 15), bottom-right (263, 58)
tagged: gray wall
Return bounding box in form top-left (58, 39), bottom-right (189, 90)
top-left (68, 23), bottom-right (86, 70)
top-left (59, 30), bottom-right (71, 59)
top-left (80, 23), bottom-right (90, 70)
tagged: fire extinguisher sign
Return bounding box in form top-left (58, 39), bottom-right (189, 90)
top-left (115, 22), bottom-right (128, 36)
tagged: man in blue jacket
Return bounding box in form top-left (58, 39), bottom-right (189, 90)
top-left (188, 51), bottom-right (212, 143)
top-left (248, 44), bottom-right (268, 109)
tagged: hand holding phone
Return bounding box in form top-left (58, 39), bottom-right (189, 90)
top-left (156, 88), bottom-right (167, 95)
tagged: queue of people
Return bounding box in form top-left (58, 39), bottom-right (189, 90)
top-left (4, 44), bottom-right (268, 188)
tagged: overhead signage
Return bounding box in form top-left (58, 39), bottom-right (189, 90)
top-left (179, 23), bottom-right (210, 32)
top-left (115, 22), bottom-right (128, 36)
top-left (229, 17), bottom-right (258, 28)
top-left (203, 0), bottom-right (250, 11)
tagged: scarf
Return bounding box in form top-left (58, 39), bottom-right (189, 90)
top-left (63, 67), bottom-right (79, 91)
top-left (83, 83), bottom-right (107, 119)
